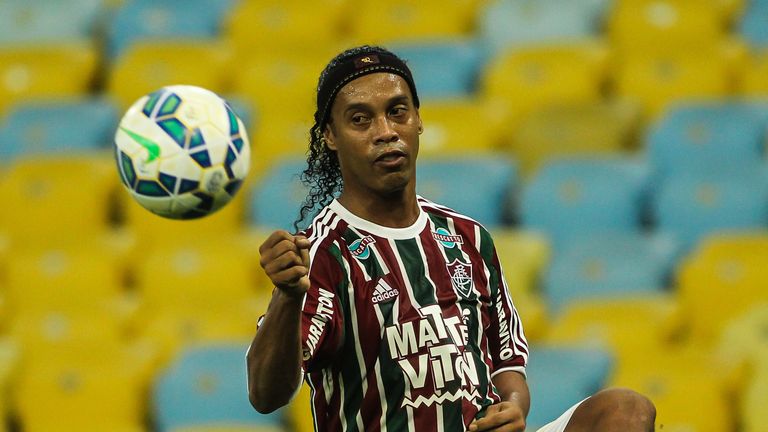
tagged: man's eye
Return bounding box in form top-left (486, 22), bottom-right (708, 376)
top-left (352, 115), bottom-right (368, 124)
top-left (391, 107), bottom-right (407, 116)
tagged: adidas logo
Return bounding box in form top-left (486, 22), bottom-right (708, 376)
top-left (372, 279), bottom-right (398, 304)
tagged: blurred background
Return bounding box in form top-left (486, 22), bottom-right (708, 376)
top-left (0, 0), bottom-right (767, 431)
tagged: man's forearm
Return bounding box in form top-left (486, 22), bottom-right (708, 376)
top-left (246, 289), bottom-right (304, 413)
top-left (492, 370), bottom-right (531, 418)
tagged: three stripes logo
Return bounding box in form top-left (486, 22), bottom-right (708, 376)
top-left (372, 278), bottom-right (398, 304)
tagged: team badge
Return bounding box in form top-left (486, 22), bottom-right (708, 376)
top-left (446, 259), bottom-right (473, 299)
top-left (348, 236), bottom-right (375, 259)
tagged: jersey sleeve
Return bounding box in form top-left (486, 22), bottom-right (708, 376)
top-left (482, 230), bottom-right (529, 378)
top-left (300, 241), bottom-right (347, 373)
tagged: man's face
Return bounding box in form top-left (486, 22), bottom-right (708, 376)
top-left (323, 72), bottom-right (422, 198)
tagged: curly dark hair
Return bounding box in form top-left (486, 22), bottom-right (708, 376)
top-left (293, 45), bottom-right (400, 232)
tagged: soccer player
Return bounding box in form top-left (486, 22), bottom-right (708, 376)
top-left (247, 46), bottom-right (656, 432)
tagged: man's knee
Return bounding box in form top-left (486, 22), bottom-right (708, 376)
top-left (593, 387), bottom-right (656, 426)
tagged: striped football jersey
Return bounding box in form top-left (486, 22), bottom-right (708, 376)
top-left (298, 197), bottom-right (528, 432)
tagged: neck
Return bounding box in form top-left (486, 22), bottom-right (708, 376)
top-left (337, 186), bottom-right (419, 228)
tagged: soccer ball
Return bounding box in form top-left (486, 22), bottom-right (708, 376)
top-left (114, 85), bottom-right (250, 219)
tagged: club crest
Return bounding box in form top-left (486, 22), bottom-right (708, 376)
top-left (446, 259), bottom-right (473, 298)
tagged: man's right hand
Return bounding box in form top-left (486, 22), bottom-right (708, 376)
top-left (259, 230), bottom-right (311, 298)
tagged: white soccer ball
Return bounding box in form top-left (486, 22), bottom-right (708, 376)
top-left (114, 85), bottom-right (250, 219)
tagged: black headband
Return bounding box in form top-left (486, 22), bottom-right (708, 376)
top-left (315, 51), bottom-right (420, 130)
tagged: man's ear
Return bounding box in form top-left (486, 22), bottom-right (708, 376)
top-left (417, 113), bottom-right (423, 135)
top-left (323, 124), bottom-right (337, 151)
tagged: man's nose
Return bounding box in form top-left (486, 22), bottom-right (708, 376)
top-left (372, 116), bottom-right (399, 144)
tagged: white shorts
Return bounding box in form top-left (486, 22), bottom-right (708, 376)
top-left (534, 397), bottom-right (589, 432)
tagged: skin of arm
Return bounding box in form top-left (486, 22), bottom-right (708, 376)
top-left (469, 371), bottom-right (531, 432)
top-left (246, 231), bottom-right (311, 413)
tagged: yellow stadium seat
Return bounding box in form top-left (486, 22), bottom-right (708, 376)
top-left (133, 239), bottom-right (259, 314)
top-left (0, 155), bottom-right (118, 244)
top-left (224, 0), bottom-right (347, 58)
top-left (287, 383), bottom-right (314, 432)
top-left (118, 184), bottom-right (250, 247)
top-left (108, 40), bottom-right (234, 109)
top-left (545, 294), bottom-right (682, 364)
top-left (488, 229), bottom-right (551, 341)
top-left (715, 303), bottom-right (768, 392)
top-left (741, 347), bottom-right (768, 432)
top-left (140, 312), bottom-right (260, 367)
top-left (4, 243), bottom-right (126, 316)
top-left (610, 345), bottom-right (734, 432)
top-left (612, 47), bottom-right (734, 119)
top-left (230, 49), bottom-right (329, 171)
top-left (480, 41), bottom-right (609, 132)
top-left (737, 48), bottom-right (768, 96)
top-left (346, 0), bottom-right (479, 44)
top-left (508, 99), bottom-right (642, 175)
top-left (490, 228), bottom-right (551, 296)
top-left (607, 1), bottom-right (726, 53)
top-left (0, 42), bottom-right (97, 115)
top-left (677, 231), bottom-right (768, 345)
top-left (14, 345), bottom-right (149, 432)
top-left (417, 98), bottom-right (506, 155)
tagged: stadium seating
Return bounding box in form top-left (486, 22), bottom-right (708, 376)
top-left (389, 38), bottom-right (488, 100)
top-left (544, 294), bottom-right (682, 364)
top-left (716, 303), bottom-right (768, 393)
top-left (0, 156), bottom-right (118, 244)
top-left (0, 42), bottom-right (98, 115)
top-left (152, 343), bottom-right (284, 432)
top-left (611, 47), bottom-right (736, 119)
top-left (224, 0), bottom-right (346, 58)
top-left (677, 231), bottom-right (768, 345)
top-left (418, 98), bottom-right (506, 155)
top-left (416, 155), bottom-right (517, 227)
top-left (738, 48), bottom-right (768, 94)
top-left (607, 1), bottom-right (725, 53)
top-left (646, 100), bottom-right (767, 177)
top-left (541, 231), bottom-right (675, 312)
top-left (652, 171), bottom-right (768, 250)
top-left (480, 41), bottom-right (609, 128)
top-left (345, 0), bottom-right (479, 44)
top-left (509, 99), bottom-right (642, 175)
top-left (248, 158), bottom-right (312, 231)
top-left (739, 1), bottom-right (768, 47)
top-left (0, 98), bottom-right (117, 160)
top-left (107, 40), bottom-right (234, 109)
top-left (525, 345), bottom-right (613, 430)
top-left (520, 158), bottom-right (649, 246)
top-left (15, 340), bottom-right (151, 432)
top-left (479, 0), bottom-right (608, 53)
top-left (741, 348), bottom-right (768, 432)
top-left (0, 0), bottom-right (104, 44)
top-left (609, 346), bottom-right (733, 432)
top-left (106, 0), bottom-right (232, 59)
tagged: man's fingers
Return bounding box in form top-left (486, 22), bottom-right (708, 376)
top-left (262, 250), bottom-right (306, 276)
top-left (259, 230), bottom-right (294, 254)
top-left (270, 266), bottom-right (309, 288)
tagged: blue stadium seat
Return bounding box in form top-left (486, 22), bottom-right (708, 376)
top-left (541, 232), bottom-right (674, 312)
top-left (653, 170), bottom-right (768, 250)
top-left (740, 2), bottom-right (768, 47)
top-left (0, 98), bottom-right (117, 160)
top-left (0, 0), bottom-right (104, 44)
top-left (647, 101), bottom-right (767, 178)
top-left (520, 157), bottom-right (650, 246)
top-left (107, 0), bottom-right (232, 58)
top-left (416, 155), bottom-right (517, 228)
top-left (479, 0), bottom-right (607, 53)
top-left (153, 343), bottom-right (283, 431)
top-left (390, 38), bottom-right (489, 100)
top-left (248, 158), bottom-right (312, 231)
top-left (526, 345), bottom-right (613, 430)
